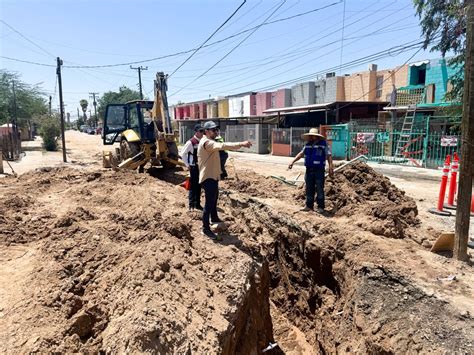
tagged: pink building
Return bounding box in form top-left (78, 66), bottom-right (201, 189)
top-left (256, 92), bottom-right (272, 115)
top-left (198, 102), bottom-right (207, 119)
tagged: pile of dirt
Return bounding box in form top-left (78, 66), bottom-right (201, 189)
top-left (0, 167), bottom-right (273, 353)
top-left (222, 172), bottom-right (291, 199)
top-left (224, 162), bottom-right (419, 239)
top-left (323, 161), bottom-right (419, 238)
top-left (1, 164), bottom-right (472, 354)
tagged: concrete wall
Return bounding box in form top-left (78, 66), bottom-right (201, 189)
top-left (314, 79), bottom-right (326, 104)
top-left (343, 70), bottom-right (377, 101)
top-left (375, 65), bottom-right (408, 101)
top-left (291, 82), bottom-right (315, 106)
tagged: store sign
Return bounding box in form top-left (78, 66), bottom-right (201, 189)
top-left (440, 136), bottom-right (458, 147)
top-left (356, 132), bottom-right (375, 143)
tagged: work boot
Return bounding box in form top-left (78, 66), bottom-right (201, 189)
top-left (300, 206), bottom-right (312, 212)
top-left (201, 228), bottom-right (222, 241)
top-left (317, 207), bottom-right (326, 215)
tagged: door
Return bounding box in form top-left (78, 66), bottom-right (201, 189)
top-left (103, 104), bottom-right (127, 145)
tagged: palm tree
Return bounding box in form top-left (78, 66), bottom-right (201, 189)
top-left (79, 99), bottom-right (88, 121)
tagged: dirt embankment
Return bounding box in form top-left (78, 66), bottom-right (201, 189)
top-left (0, 168), bottom-right (272, 353)
top-left (1, 162), bottom-right (472, 353)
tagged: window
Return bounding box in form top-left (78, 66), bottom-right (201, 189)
top-left (376, 75), bottom-right (384, 98)
top-left (129, 105), bottom-right (139, 130)
top-left (271, 94), bottom-right (276, 108)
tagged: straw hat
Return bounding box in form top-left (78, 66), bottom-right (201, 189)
top-left (302, 128), bottom-right (325, 140)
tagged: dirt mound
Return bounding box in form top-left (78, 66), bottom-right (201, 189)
top-left (0, 167), bottom-right (273, 353)
top-left (223, 162), bottom-right (418, 239)
top-left (323, 161), bottom-right (419, 238)
top-left (223, 172), bottom-right (290, 198)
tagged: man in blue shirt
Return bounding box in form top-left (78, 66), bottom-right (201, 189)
top-left (288, 128), bottom-right (334, 213)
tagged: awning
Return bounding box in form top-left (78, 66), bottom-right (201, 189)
top-left (263, 102), bottom-right (335, 114)
top-left (409, 60), bottom-right (429, 67)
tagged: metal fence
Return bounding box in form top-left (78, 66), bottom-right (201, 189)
top-left (349, 129), bottom-right (461, 169)
top-left (271, 127), bottom-right (313, 157)
top-left (225, 124), bottom-right (275, 154)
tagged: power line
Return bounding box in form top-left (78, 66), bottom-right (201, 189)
top-left (0, 19), bottom-right (56, 58)
top-left (169, 0), bottom-right (247, 77)
top-left (58, 2), bottom-right (341, 69)
top-left (0, 55), bottom-right (56, 67)
top-left (170, 8), bottom-right (416, 95)
top-left (171, 1), bottom-right (288, 97)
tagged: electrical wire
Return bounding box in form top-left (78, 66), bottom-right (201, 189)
top-left (171, 8), bottom-right (416, 95)
top-left (59, 2), bottom-right (341, 69)
top-left (0, 55), bottom-right (55, 67)
top-left (169, 0), bottom-right (247, 77)
top-left (170, 1), bottom-right (288, 97)
top-left (0, 19), bottom-right (56, 58)
top-left (333, 46), bottom-right (426, 113)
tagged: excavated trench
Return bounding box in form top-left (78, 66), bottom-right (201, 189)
top-left (1, 166), bottom-right (472, 353)
top-left (221, 192), bottom-right (472, 354)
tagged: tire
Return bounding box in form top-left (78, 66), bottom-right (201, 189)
top-left (120, 139), bottom-right (141, 162)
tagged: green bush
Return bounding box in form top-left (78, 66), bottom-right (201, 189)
top-left (40, 118), bottom-right (60, 151)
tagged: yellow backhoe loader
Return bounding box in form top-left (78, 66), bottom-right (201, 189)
top-left (102, 72), bottom-right (181, 171)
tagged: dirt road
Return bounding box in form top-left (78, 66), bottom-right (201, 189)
top-left (1, 131), bottom-right (473, 353)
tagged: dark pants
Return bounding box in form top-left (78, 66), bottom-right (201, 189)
top-left (202, 178), bottom-right (219, 230)
top-left (188, 165), bottom-right (201, 208)
top-left (219, 151), bottom-right (229, 178)
top-left (305, 168), bottom-right (325, 209)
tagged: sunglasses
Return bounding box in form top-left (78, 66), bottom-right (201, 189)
top-left (198, 129), bottom-right (204, 133)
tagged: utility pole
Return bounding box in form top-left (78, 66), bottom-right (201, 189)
top-left (12, 81), bottom-right (19, 157)
top-left (89, 92), bottom-right (99, 127)
top-left (130, 65), bottom-right (148, 99)
top-left (454, 2), bottom-right (474, 261)
top-left (49, 96), bottom-right (52, 116)
top-left (56, 57), bottom-right (67, 163)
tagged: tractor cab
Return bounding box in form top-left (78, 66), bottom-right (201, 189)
top-left (103, 100), bottom-right (158, 145)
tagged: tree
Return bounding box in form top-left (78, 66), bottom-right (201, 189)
top-left (413, 0), bottom-right (467, 102)
top-left (0, 70), bottom-right (48, 127)
top-left (79, 99), bottom-right (88, 121)
top-left (39, 116), bottom-right (60, 151)
top-left (97, 85), bottom-right (142, 121)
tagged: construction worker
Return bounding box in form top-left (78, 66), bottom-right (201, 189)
top-left (198, 121), bottom-right (252, 240)
top-left (181, 124), bottom-right (204, 210)
top-left (288, 128), bottom-right (334, 213)
top-left (215, 129), bottom-right (229, 179)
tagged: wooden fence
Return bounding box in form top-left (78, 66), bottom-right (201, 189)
top-left (1, 131), bottom-right (21, 161)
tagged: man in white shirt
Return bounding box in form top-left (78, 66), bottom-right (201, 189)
top-left (181, 124), bottom-right (204, 210)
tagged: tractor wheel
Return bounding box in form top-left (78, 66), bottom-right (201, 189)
top-left (120, 139), bottom-right (141, 162)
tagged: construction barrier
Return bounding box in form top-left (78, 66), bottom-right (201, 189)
top-left (428, 154), bottom-right (452, 216)
top-left (445, 152), bottom-right (459, 209)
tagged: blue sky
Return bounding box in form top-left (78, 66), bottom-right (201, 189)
top-left (1, 0), bottom-right (439, 118)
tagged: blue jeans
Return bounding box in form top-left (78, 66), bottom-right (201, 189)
top-left (305, 168), bottom-right (325, 209)
top-left (202, 178), bottom-right (219, 230)
top-left (188, 165), bottom-right (201, 208)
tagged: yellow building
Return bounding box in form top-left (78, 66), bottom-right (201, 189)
top-left (218, 99), bottom-right (229, 118)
